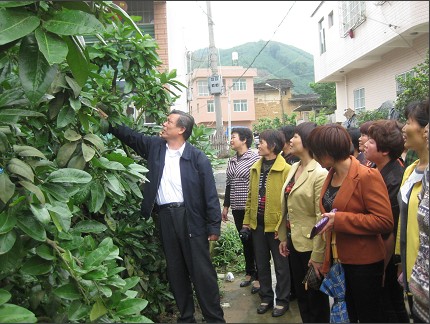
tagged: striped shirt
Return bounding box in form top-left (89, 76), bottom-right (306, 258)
top-left (224, 149), bottom-right (260, 210)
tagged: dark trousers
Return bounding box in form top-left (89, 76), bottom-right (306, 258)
top-left (380, 256), bottom-right (410, 322)
top-left (232, 209), bottom-right (257, 279)
top-left (252, 224), bottom-right (290, 306)
top-left (343, 260), bottom-right (385, 323)
top-left (158, 207), bottom-right (225, 323)
top-left (288, 238), bottom-right (330, 323)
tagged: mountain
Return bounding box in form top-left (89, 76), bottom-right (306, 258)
top-left (190, 41), bottom-right (315, 94)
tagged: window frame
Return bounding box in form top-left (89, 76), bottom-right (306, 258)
top-left (233, 99), bottom-right (248, 112)
top-left (207, 100), bottom-right (215, 113)
top-left (319, 17), bottom-right (326, 54)
top-left (340, 1), bottom-right (366, 36)
top-left (197, 80), bottom-right (209, 96)
top-left (353, 87), bottom-right (365, 113)
top-left (232, 78), bottom-right (247, 91)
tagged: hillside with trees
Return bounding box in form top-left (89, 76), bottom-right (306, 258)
top-left (190, 41), bottom-right (315, 94)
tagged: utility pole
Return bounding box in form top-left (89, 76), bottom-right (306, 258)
top-left (206, 1), bottom-right (223, 135)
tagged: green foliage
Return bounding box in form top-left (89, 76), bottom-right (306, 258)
top-left (356, 107), bottom-right (389, 125)
top-left (394, 51), bottom-right (429, 122)
top-left (308, 108), bottom-right (332, 126)
top-left (252, 114), bottom-right (297, 133)
top-left (309, 82), bottom-right (336, 108)
top-left (191, 41), bottom-right (315, 94)
top-left (211, 223), bottom-right (245, 274)
top-left (0, 1), bottom-right (188, 322)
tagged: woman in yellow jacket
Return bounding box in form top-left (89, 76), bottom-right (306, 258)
top-left (278, 122), bottom-right (330, 323)
top-left (243, 129), bottom-right (291, 317)
top-left (395, 99), bottom-right (429, 321)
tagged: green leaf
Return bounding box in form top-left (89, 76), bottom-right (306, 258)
top-left (89, 299), bottom-right (107, 322)
top-left (56, 142), bottom-right (78, 167)
top-left (41, 183), bottom-right (70, 202)
top-left (69, 96), bottom-right (81, 111)
top-left (0, 131), bottom-right (9, 153)
top-left (30, 204), bottom-right (51, 224)
top-left (53, 283), bottom-right (81, 300)
top-left (105, 173), bottom-right (125, 196)
top-left (121, 276), bottom-right (141, 292)
top-left (13, 145), bottom-right (47, 159)
top-left (34, 27), bottom-right (68, 65)
top-left (0, 109), bottom-right (45, 118)
top-left (0, 304), bottom-right (37, 323)
top-left (64, 35), bottom-right (88, 87)
top-left (83, 133), bottom-right (104, 151)
top-left (46, 202), bottom-right (72, 232)
top-left (57, 105), bottom-right (75, 128)
top-left (0, 8), bottom-right (40, 45)
top-left (67, 153), bottom-right (86, 170)
top-left (0, 88), bottom-right (26, 108)
top-left (46, 168), bottom-right (92, 183)
top-left (99, 157), bottom-right (126, 171)
top-left (21, 256), bottom-right (52, 275)
top-left (18, 180), bottom-right (45, 204)
top-left (73, 220), bottom-right (107, 233)
top-left (0, 231), bottom-right (16, 255)
top-left (7, 158), bottom-right (34, 182)
top-left (82, 267), bottom-right (107, 280)
top-left (0, 289), bottom-right (11, 305)
top-left (43, 10), bottom-right (104, 35)
top-left (65, 75), bottom-right (81, 98)
top-left (104, 2), bottom-right (144, 39)
top-left (35, 244), bottom-right (54, 260)
top-left (63, 129), bottom-right (81, 141)
top-left (84, 237), bottom-right (114, 268)
top-left (68, 300), bottom-right (91, 321)
top-left (18, 34), bottom-right (57, 104)
top-left (122, 315), bottom-right (152, 323)
top-left (16, 214), bottom-right (46, 242)
top-left (116, 298), bottom-right (148, 316)
top-left (81, 142), bottom-right (95, 162)
top-left (89, 182), bottom-right (105, 213)
top-left (0, 173), bottom-right (15, 204)
top-left (0, 2), bottom-right (35, 8)
top-left (0, 212), bottom-right (16, 234)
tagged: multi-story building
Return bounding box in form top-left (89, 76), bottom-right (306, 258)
top-left (113, 1), bottom-right (168, 71)
top-left (311, 1), bottom-right (429, 123)
top-left (187, 66), bottom-right (257, 130)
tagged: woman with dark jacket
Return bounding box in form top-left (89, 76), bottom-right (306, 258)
top-left (308, 124), bottom-right (393, 323)
top-left (364, 120), bottom-right (409, 322)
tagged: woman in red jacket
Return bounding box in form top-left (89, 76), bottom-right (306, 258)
top-left (307, 124), bottom-right (394, 323)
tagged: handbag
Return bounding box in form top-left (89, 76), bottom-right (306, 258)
top-left (302, 265), bottom-right (323, 291)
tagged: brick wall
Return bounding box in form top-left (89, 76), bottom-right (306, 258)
top-left (154, 1), bottom-right (168, 72)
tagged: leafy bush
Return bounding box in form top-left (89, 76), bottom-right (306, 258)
top-left (0, 1), bottom-right (186, 322)
top-left (211, 223), bottom-right (245, 274)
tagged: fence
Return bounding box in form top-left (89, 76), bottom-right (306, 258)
top-left (209, 133), bottom-right (229, 158)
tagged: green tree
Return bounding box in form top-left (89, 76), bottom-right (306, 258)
top-left (394, 51), bottom-right (429, 122)
top-left (0, 1), bottom-right (185, 322)
top-left (252, 114), bottom-right (297, 133)
top-left (309, 82), bottom-right (336, 107)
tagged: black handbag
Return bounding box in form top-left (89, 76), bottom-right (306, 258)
top-left (302, 265), bottom-right (323, 291)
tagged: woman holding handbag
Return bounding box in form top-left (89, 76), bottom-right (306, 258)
top-left (278, 122), bottom-right (330, 323)
top-left (307, 124), bottom-right (394, 323)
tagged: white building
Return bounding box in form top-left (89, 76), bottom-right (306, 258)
top-left (311, 1), bottom-right (429, 123)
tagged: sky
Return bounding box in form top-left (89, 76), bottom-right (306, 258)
top-left (166, 1), bottom-right (320, 109)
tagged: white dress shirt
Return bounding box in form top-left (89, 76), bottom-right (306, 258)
top-left (156, 143), bottom-right (185, 205)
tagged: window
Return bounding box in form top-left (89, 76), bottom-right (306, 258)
top-left (233, 100), bottom-right (248, 112)
top-left (396, 70), bottom-right (415, 95)
top-left (197, 80), bottom-right (209, 96)
top-left (319, 18), bottom-right (326, 54)
top-left (232, 78), bottom-right (247, 91)
top-left (328, 11), bottom-right (334, 28)
top-left (207, 100), bottom-right (215, 113)
top-left (341, 1), bottom-right (366, 35)
top-left (354, 88), bottom-right (365, 113)
top-left (126, 1), bottom-right (154, 24)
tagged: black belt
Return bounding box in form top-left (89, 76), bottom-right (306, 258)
top-left (157, 202), bottom-right (185, 210)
